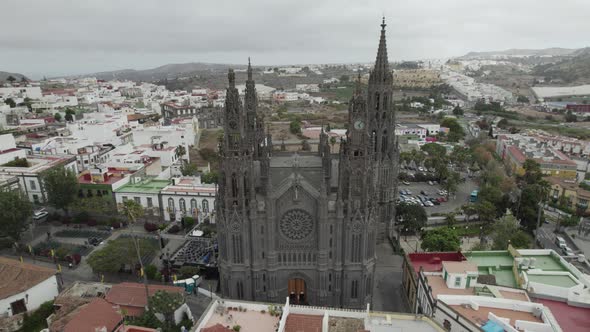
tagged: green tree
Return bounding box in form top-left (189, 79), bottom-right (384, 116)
top-left (144, 264), bottom-right (158, 280)
top-left (64, 108), bottom-right (76, 122)
top-left (396, 202), bottom-right (427, 233)
top-left (42, 167), bottom-right (78, 215)
top-left (521, 159), bottom-right (544, 185)
top-left (201, 171), bottom-right (219, 184)
top-left (442, 171), bottom-right (460, 199)
top-left (452, 106), bottom-right (464, 116)
top-left (440, 117), bottom-right (465, 142)
top-left (87, 237), bottom-right (157, 274)
top-left (339, 75), bottom-right (350, 82)
top-left (476, 200), bottom-right (497, 224)
top-left (4, 97), bottom-right (16, 108)
top-left (6, 75), bottom-right (16, 84)
top-left (421, 227), bottom-right (461, 252)
top-left (516, 95), bottom-right (530, 103)
top-left (148, 291), bottom-right (184, 327)
top-left (289, 119), bottom-right (302, 134)
top-left (491, 213), bottom-right (531, 250)
top-left (175, 145), bottom-right (186, 159)
top-left (421, 143), bottom-right (446, 157)
top-left (54, 113), bottom-right (62, 122)
top-left (180, 162), bottom-right (199, 176)
top-left (0, 191), bottom-right (33, 243)
top-left (462, 204), bottom-right (478, 223)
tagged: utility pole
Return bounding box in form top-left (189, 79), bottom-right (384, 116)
top-left (534, 201), bottom-right (543, 248)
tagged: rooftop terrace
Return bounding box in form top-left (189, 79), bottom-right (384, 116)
top-left (114, 178), bottom-right (170, 194)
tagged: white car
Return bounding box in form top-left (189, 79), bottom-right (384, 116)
top-left (33, 209), bottom-right (49, 221)
top-left (563, 247), bottom-right (575, 257)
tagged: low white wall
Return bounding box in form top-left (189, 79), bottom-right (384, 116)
top-left (0, 275), bottom-right (59, 316)
top-left (515, 319), bottom-right (554, 332)
top-left (174, 303), bottom-right (193, 325)
top-left (488, 312), bottom-right (518, 332)
top-left (438, 295), bottom-right (542, 313)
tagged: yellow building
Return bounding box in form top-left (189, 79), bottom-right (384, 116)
top-left (547, 177), bottom-right (590, 214)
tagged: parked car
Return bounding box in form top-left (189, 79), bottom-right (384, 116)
top-left (424, 201), bottom-right (434, 207)
top-left (429, 198), bottom-right (440, 205)
top-left (420, 190), bottom-right (429, 195)
top-left (403, 181), bottom-right (410, 185)
top-left (406, 190), bottom-right (413, 195)
top-left (418, 167), bottom-right (424, 172)
top-left (562, 246), bottom-right (575, 257)
top-left (33, 209), bottom-right (49, 221)
top-left (428, 181), bottom-right (434, 186)
top-left (437, 197), bottom-right (447, 203)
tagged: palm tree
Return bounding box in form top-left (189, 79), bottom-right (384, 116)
top-left (119, 200), bottom-right (151, 310)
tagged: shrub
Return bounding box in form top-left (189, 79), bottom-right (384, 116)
top-left (74, 212), bottom-right (89, 224)
top-left (183, 217), bottom-right (195, 229)
top-left (145, 264), bottom-right (158, 280)
top-left (110, 218), bottom-right (121, 229)
top-left (144, 222), bottom-right (158, 232)
top-left (168, 225), bottom-right (181, 234)
top-left (233, 325), bottom-right (241, 332)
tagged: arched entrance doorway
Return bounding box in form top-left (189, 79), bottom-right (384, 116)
top-left (288, 278), bottom-right (307, 305)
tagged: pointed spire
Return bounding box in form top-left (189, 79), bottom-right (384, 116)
top-left (373, 16), bottom-right (390, 78)
top-left (228, 69), bottom-right (235, 88)
top-left (247, 57), bottom-right (253, 81)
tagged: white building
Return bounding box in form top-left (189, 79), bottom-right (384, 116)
top-left (0, 257), bottom-right (59, 318)
top-left (160, 176), bottom-right (216, 222)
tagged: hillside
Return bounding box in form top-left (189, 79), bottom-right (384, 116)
top-left (0, 71), bottom-right (29, 82)
top-left (459, 48), bottom-right (577, 59)
top-left (76, 62), bottom-right (247, 82)
top-left (532, 48), bottom-right (590, 83)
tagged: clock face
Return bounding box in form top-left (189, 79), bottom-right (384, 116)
top-left (229, 120), bottom-right (237, 130)
top-left (354, 120), bottom-right (365, 130)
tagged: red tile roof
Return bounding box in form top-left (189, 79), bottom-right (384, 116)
top-left (408, 252), bottom-right (467, 273)
top-left (0, 257), bottom-right (57, 300)
top-left (507, 145), bottom-right (526, 164)
top-left (284, 314), bottom-right (322, 332)
top-left (105, 282), bottom-right (183, 316)
top-left (63, 298), bottom-right (122, 332)
top-left (537, 299), bottom-right (590, 332)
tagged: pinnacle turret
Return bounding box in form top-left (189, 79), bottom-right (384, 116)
top-left (370, 17), bottom-right (391, 84)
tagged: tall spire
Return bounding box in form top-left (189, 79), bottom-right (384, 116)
top-left (374, 16), bottom-right (389, 74)
top-left (247, 57), bottom-right (253, 81)
top-left (228, 69), bottom-right (235, 88)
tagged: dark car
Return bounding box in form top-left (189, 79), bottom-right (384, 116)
top-left (420, 190), bottom-right (429, 196)
top-left (429, 198), bottom-right (440, 205)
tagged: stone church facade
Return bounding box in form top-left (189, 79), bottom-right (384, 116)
top-left (216, 19), bottom-right (399, 309)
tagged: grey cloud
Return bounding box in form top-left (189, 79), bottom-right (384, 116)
top-left (1, 0), bottom-right (589, 78)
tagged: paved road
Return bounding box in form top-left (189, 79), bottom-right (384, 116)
top-left (372, 242), bottom-right (409, 313)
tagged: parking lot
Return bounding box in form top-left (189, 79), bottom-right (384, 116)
top-left (399, 173), bottom-right (478, 216)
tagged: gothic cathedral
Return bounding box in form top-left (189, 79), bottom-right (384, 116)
top-left (216, 19), bottom-right (399, 308)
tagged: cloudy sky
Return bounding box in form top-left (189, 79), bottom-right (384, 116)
top-left (2, 0), bottom-right (589, 78)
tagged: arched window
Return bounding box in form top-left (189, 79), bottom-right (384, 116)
top-left (382, 130), bottom-right (388, 153)
top-left (383, 94), bottom-right (388, 110)
top-left (231, 173), bottom-right (238, 197)
top-left (179, 198), bottom-right (186, 212)
top-left (168, 198), bottom-right (175, 212)
top-left (202, 200), bottom-right (210, 213)
top-left (190, 199), bottom-right (197, 212)
top-left (374, 93), bottom-right (380, 110)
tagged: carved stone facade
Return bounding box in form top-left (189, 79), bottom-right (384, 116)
top-left (216, 20), bottom-right (399, 309)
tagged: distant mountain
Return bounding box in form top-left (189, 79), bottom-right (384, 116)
top-left (458, 48), bottom-right (578, 59)
top-left (74, 62), bottom-right (246, 82)
top-left (0, 71), bottom-right (29, 82)
top-left (532, 47), bottom-right (590, 83)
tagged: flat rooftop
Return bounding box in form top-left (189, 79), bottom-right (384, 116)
top-left (537, 299), bottom-right (590, 332)
top-left (450, 304), bottom-right (542, 327)
top-left (114, 178), bottom-right (170, 194)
